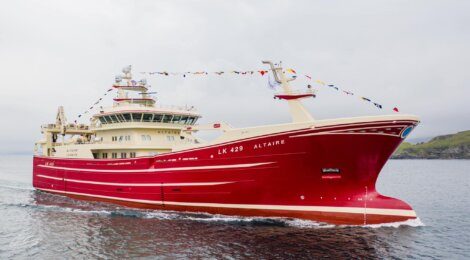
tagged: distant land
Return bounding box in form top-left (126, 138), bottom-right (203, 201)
top-left (393, 130), bottom-right (470, 159)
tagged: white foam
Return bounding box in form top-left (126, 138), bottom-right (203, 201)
top-left (284, 218), bottom-right (335, 228)
top-left (16, 197), bottom-right (427, 229)
top-left (362, 217), bottom-right (425, 228)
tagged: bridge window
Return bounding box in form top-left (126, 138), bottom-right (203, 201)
top-left (131, 113), bottom-right (143, 122)
top-left (143, 113), bottom-right (153, 122)
top-left (130, 152), bottom-right (136, 158)
top-left (121, 152), bottom-right (127, 159)
top-left (122, 113), bottom-right (131, 122)
top-left (104, 115), bottom-right (115, 123)
top-left (187, 117), bottom-right (195, 125)
top-left (162, 114), bottom-right (173, 123)
top-left (110, 114), bottom-right (121, 123)
top-left (116, 114), bottom-right (126, 122)
top-left (153, 114), bottom-right (163, 122)
top-left (172, 115), bottom-right (182, 124)
top-left (112, 152), bottom-right (117, 158)
top-left (102, 153), bottom-right (108, 159)
top-left (180, 116), bottom-right (189, 124)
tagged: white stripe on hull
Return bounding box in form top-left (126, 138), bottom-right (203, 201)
top-left (290, 124), bottom-right (408, 138)
top-left (37, 162), bottom-right (274, 173)
top-left (36, 188), bottom-right (417, 217)
top-left (37, 174), bottom-right (63, 181)
top-left (36, 174), bottom-right (233, 187)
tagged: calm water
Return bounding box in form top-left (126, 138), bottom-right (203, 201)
top-left (0, 156), bottom-right (469, 259)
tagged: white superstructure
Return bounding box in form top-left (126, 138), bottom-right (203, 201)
top-left (36, 65), bottom-right (205, 159)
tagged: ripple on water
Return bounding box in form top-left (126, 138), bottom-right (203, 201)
top-left (1, 158), bottom-right (469, 259)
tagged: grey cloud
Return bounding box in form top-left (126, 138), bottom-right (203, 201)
top-left (0, 0), bottom-right (469, 153)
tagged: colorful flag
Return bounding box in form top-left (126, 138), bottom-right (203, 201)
top-left (305, 75), bottom-right (312, 80)
top-left (315, 80), bottom-right (325, 86)
top-left (361, 97), bottom-right (371, 102)
top-left (373, 102), bottom-right (383, 109)
top-left (328, 84), bottom-right (338, 90)
top-left (393, 107), bottom-right (399, 112)
top-left (286, 68), bottom-right (297, 74)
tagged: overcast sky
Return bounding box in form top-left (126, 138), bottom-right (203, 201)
top-left (1, 0), bottom-right (469, 153)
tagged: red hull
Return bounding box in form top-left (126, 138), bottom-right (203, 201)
top-left (33, 119), bottom-right (418, 225)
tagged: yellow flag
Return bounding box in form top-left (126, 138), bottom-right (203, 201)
top-left (315, 80), bottom-right (325, 85)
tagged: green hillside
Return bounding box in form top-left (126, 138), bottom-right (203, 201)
top-left (392, 130), bottom-right (470, 159)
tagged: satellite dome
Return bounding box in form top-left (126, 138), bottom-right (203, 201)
top-left (122, 65), bottom-right (132, 74)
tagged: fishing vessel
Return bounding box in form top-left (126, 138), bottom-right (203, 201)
top-left (33, 62), bottom-right (420, 225)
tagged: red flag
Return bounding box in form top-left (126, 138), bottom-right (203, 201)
top-left (259, 70), bottom-right (266, 76)
top-left (393, 107), bottom-right (399, 112)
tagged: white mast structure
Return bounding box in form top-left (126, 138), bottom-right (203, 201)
top-left (263, 61), bottom-right (314, 123)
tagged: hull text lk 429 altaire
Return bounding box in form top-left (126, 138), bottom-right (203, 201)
top-left (33, 62), bottom-right (420, 225)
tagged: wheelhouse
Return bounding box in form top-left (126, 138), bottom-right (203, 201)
top-left (96, 112), bottom-right (199, 125)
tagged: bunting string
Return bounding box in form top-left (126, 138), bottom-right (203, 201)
top-left (140, 70), bottom-right (270, 77)
top-left (140, 68), bottom-right (399, 112)
top-left (74, 68), bottom-right (399, 123)
top-left (303, 73), bottom-right (398, 112)
top-left (74, 88), bottom-right (115, 123)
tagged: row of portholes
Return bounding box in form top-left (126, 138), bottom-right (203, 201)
top-left (102, 152), bottom-right (136, 159)
top-left (110, 135), bottom-right (178, 142)
top-left (141, 135), bottom-right (152, 141)
top-left (111, 135), bottom-right (131, 142)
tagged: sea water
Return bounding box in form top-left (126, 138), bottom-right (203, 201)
top-left (0, 156), bottom-right (469, 259)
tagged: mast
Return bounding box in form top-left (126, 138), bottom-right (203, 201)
top-left (262, 61), bottom-right (314, 123)
top-left (113, 65), bottom-right (155, 107)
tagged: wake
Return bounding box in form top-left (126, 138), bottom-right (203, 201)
top-left (1, 198), bottom-right (425, 229)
